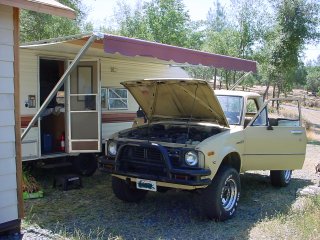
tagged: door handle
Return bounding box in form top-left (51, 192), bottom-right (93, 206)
top-left (291, 130), bottom-right (302, 134)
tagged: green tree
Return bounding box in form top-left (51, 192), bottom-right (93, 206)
top-left (20, 0), bottom-right (88, 42)
top-left (206, 0), bottom-right (228, 32)
top-left (267, 0), bottom-right (320, 97)
top-left (112, 0), bottom-right (203, 49)
top-left (144, 0), bottom-right (190, 46)
top-left (114, 1), bottom-right (152, 40)
top-left (306, 65), bottom-right (320, 93)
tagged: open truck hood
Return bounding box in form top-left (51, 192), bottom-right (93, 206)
top-left (121, 79), bottom-right (229, 127)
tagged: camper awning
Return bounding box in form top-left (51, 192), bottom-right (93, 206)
top-left (22, 33), bottom-right (257, 72)
top-left (103, 35), bottom-right (257, 72)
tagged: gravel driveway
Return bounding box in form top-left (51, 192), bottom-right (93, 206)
top-left (1, 142), bottom-right (317, 240)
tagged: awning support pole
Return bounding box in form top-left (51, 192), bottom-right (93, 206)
top-left (21, 33), bottom-right (103, 141)
top-left (229, 71), bottom-right (252, 90)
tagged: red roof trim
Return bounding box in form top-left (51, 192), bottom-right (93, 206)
top-left (104, 35), bottom-right (257, 72)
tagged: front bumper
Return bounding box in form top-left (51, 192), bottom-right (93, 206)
top-left (98, 142), bottom-right (211, 187)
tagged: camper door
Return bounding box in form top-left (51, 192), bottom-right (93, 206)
top-left (66, 61), bottom-right (101, 153)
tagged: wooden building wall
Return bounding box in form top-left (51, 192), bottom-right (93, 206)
top-left (0, 4), bottom-right (20, 229)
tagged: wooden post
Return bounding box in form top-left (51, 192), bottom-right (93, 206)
top-left (13, 7), bottom-right (24, 219)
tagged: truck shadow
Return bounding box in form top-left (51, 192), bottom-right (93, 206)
top-left (22, 171), bottom-right (313, 240)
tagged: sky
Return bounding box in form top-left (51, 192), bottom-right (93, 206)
top-left (84, 0), bottom-right (214, 26)
top-left (84, 0), bottom-right (320, 62)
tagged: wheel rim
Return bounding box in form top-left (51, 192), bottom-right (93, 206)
top-left (221, 177), bottom-right (238, 211)
top-left (284, 170), bottom-right (292, 183)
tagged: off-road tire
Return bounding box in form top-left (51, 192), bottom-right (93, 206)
top-left (112, 177), bottom-right (148, 202)
top-left (200, 167), bottom-right (240, 221)
top-left (72, 153), bottom-right (97, 176)
top-left (270, 170), bottom-right (292, 187)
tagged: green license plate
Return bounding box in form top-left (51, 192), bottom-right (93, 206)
top-left (136, 179), bottom-right (157, 192)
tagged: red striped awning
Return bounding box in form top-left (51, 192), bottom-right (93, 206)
top-left (104, 35), bottom-right (257, 72)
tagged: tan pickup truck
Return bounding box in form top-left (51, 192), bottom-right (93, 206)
top-left (99, 78), bottom-right (307, 221)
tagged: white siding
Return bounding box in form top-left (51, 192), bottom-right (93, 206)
top-left (19, 49), bottom-right (38, 116)
top-left (0, 77), bottom-right (14, 93)
top-left (0, 126), bottom-right (15, 142)
top-left (0, 142), bottom-right (15, 160)
top-left (0, 61), bottom-right (14, 78)
top-left (0, 173), bottom-right (17, 192)
top-left (0, 205), bottom-right (18, 224)
top-left (0, 158), bottom-right (16, 176)
top-left (0, 110), bottom-right (14, 126)
top-left (0, 189), bottom-right (17, 209)
top-left (0, 29), bottom-right (13, 44)
top-left (0, 4), bottom-right (18, 224)
top-left (0, 94), bottom-right (14, 110)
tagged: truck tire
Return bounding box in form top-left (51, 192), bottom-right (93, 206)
top-left (71, 153), bottom-right (97, 176)
top-left (270, 170), bottom-right (292, 187)
top-left (112, 177), bottom-right (148, 203)
top-left (200, 167), bottom-right (240, 221)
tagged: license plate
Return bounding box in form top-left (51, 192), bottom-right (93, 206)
top-left (136, 179), bottom-right (157, 192)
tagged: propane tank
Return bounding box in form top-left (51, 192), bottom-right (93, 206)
top-left (59, 133), bottom-right (65, 151)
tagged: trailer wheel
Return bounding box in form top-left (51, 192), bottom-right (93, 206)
top-left (71, 153), bottom-right (97, 176)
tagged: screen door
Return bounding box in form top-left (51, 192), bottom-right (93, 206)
top-left (66, 61), bottom-right (101, 153)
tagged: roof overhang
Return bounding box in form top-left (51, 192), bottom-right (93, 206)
top-left (21, 33), bottom-right (257, 72)
top-left (0, 0), bottom-right (76, 19)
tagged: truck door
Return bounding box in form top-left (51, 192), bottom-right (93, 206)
top-left (242, 99), bottom-right (307, 171)
top-left (66, 61), bottom-right (101, 153)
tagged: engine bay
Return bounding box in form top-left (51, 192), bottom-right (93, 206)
top-left (118, 122), bottom-right (225, 145)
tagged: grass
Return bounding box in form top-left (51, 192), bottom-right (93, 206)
top-left (250, 195), bottom-right (320, 240)
top-left (23, 215), bottom-right (124, 240)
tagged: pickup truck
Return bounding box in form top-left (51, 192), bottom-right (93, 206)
top-left (99, 78), bottom-right (307, 221)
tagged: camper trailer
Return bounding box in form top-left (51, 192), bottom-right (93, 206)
top-left (20, 34), bottom-right (189, 174)
top-left (20, 33), bottom-right (256, 175)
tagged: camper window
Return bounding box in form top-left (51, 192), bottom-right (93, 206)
top-left (101, 88), bottom-right (128, 110)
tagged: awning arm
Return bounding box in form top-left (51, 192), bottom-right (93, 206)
top-left (229, 71), bottom-right (252, 90)
top-left (21, 33), bottom-right (103, 141)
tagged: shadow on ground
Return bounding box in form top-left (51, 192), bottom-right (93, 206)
top-left (21, 168), bottom-right (312, 240)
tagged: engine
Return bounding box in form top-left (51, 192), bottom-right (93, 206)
top-left (118, 122), bottom-right (224, 145)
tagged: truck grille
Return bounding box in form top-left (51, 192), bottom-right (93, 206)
top-left (117, 145), bottom-right (167, 177)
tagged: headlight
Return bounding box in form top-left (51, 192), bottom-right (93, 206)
top-left (107, 141), bottom-right (117, 156)
top-left (185, 151), bottom-right (198, 166)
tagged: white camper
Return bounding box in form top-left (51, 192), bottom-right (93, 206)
top-left (20, 33), bottom-right (256, 175)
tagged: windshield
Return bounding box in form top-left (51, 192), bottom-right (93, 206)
top-left (216, 95), bottom-right (243, 125)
